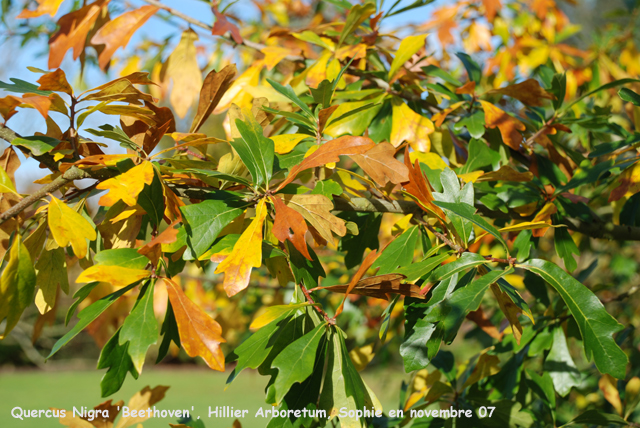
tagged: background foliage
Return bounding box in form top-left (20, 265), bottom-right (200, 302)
top-left (1, 0), bottom-right (640, 426)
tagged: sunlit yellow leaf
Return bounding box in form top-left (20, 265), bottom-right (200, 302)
top-left (389, 34), bottom-right (427, 79)
top-left (96, 161), bottom-right (154, 207)
top-left (249, 303), bottom-right (311, 330)
top-left (271, 133), bottom-right (311, 154)
top-left (214, 199), bottom-right (268, 297)
top-left (76, 265), bottom-right (150, 288)
top-left (391, 101), bottom-right (434, 150)
top-left (164, 29), bottom-right (203, 118)
top-left (48, 196), bottom-right (97, 259)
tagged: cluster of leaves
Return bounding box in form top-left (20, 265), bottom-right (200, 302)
top-left (1, 0), bottom-right (640, 427)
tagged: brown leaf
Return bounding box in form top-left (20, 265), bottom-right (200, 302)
top-left (48, 1), bottom-right (107, 69)
top-left (321, 273), bottom-right (421, 300)
top-left (282, 194), bottom-right (346, 244)
top-left (5, 94), bottom-right (52, 119)
top-left (165, 278), bottom-right (226, 371)
top-left (91, 5), bottom-right (159, 70)
top-left (82, 79), bottom-right (155, 105)
top-left (37, 69), bottom-right (73, 95)
top-left (190, 64), bottom-right (237, 133)
top-left (335, 249), bottom-right (380, 316)
top-left (480, 100), bottom-right (525, 150)
top-left (491, 283), bottom-right (523, 345)
top-left (211, 6), bottom-right (242, 44)
top-left (456, 81), bottom-right (476, 95)
top-left (271, 195), bottom-right (312, 260)
top-left (0, 96), bottom-right (22, 122)
top-left (276, 135), bottom-right (375, 190)
top-left (489, 79), bottom-right (555, 107)
top-left (475, 165), bottom-right (533, 182)
top-left (318, 105), bottom-right (339, 134)
top-left (350, 142), bottom-right (410, 186)
top-left (114, 385), bottom-right (169, 428)
top-left (402, 146), bottom-right (445, 219)
top-left (466, 307), bottom-right (502, 339)
top-left (84, 399), bottom-right (123, 428)
top-left (137, 220), bottom-right (180, 265)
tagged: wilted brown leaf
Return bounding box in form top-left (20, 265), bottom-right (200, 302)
top-left (321, 273), bottom-right (421, 300)
top-left (402, 146), bottom-right (445, 219)
top-left (271, 195), bottom-right (312, 260)
top-left (489, 79), bottom-right (555, 107)
top-left (282, 194), bottom-right (346, 244)
top-left (480, 100), bottom-right (525, 150)
top-left (350, 142), bottom-right (410, 186)
top-left (114, 385), bottom-right (169, 428)
top-left (37, 69), bottom-right (73, 95)
top-left (190, 64), bottom-right (237, 133)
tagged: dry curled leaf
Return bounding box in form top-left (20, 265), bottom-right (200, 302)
top-left (271, 195), bottom-right (312, 260)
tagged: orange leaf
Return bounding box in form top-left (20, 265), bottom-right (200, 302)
top-left (211, 6), bottom-right (242, 44)
top-left (96, 161), bottom-right (154, 207)
top-left (531, 201), bottom-right (557, 237)
top-left (609, 161), bottom-right (640, 202)
top-left (456, 81), bottom-right (476, 95)
top-left (489, 79), bottom-right (555, 107)
top-left (402, 146), bottom-right (445, 219)
top-left (0, 97), bottom-right (22, 122)
top-left (37, 69), bottom-right (73, 95)
top-left (48, 0), bottom-right (106, 69)
top-left (466, 307), bottom-right (503, 339)
top-left (214, 199), bottom-right (268, 296)
top-left (276, 136), bottom-right (375, 190)
top-left (165, 278), bottom-right (226, 371)
top-left (91, 5), bottom-right (159, 70)
top-left (137, 220), bottom-right (180, 264)
top-left (481, 0), bottom-right (501, 20)
top-left (17, 0), bottom-right (65, 19)
top-left (480, 100), bottom-right (525, 150)
top-left (271, 195), bottom-right (311, 260)
top-left (350, 142), bottom-right (410, 186)
top-left (321, 273), bottom-right (419, 301)
top-left (2, 94), bottom-right (52, 119)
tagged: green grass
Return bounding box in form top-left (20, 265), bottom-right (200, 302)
top-left (0, 367), bottom-right (406, 428)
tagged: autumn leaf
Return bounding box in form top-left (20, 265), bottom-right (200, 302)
top-left (17, 0), bottom-right (65, 18)
top-left (96, 161), bottom-right (155, 207)
top-left (137, 220), bottom-right (179, 264)
top-left (276, 135), bottom-right (375, 190)
top-left (91, 5), bottom-right (159, 70)
top-left (489, 79), bottom-right (555, 106)
top-left (491, 282), bottom-right (523, 344)
top-left (320, 274), bottom-right (421, 300)
top-left (37, 68), bottom-right (73, 95)
top-left (4, 94), bottom-right (52, 119)
top-left (271, 195), bottom-right (311, 260)
top-left (476, 165), bottom-right (534, 182)
top-left (271, 134), bottom-right (311, 154)
top-left (48, 196), bottom-right (97, 259)
top-left (261, 46), bottom-right (297, 70)
top-left (335, 249), bottom-right (380, 316)
top-left (390, 101), bottom-right (434, 151)
top-left (0, 164), bottom-right (19, 195)
top-left (389, 34), bottom-right (427, 79)
top-left (609, 161), bottom-right (640, 202)
top-left (214, 199), bottom-right (268, 296)
top-left (114, 385), bottom-right (170, 428)
top-left (165, 278), bottom-right (226, 370)
top-left (480, 100), bottom-right (525, 150)
top-left (190, 64), bottom-right (237, 133)
top-left (402, 147), bottom-right (445, 219)
top-left (0, 235), bottom-right (36, 338)
top-left (212, 5), bottom-right (242, 44)
top-left (350, 142), bottom-right (410, 186)
top-left (48, 1), bottom-right (106, 69)
top-left (76, 265), bottom-right (150, 288)
top-left (282, 194), bottom-right (346, 244)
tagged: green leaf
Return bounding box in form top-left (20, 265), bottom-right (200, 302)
top-left (0, 235), bottom-right (36, 337)
top-left (455, 110), bottom-right (485, 139)
top-left (137, 168), bottom-right (165, 227)
top-left (0, 78), bottom-right (52, 95)
top-left (433, 169), bottom-right (474, 243)
top-left (156, 301), bottom-right (181, 364)
top-left (422, 65), bottom-right (462, 86)
top-left (35, 247), bottom-right (69, 308)
top-left (544, 327), bottom-right (581, 397)
top-left (456, 52), bottom-right (482, 83)
top-left (94, 248), bottom-right (149, 269)
top-left (372, 226), bottom-right (420, 274)
top-left (619, 88), bottom-right (640, 106)
top-left (180, 199), bottom-right (243, 258)
top-left (389, 34), bottom-right (427, 79)
top-left (400, 318), bottom-right (438, 372)
top-left (266, 78), bottom-right (315, 119)
top-left (310, 179), bottom-right (343, 198)
top-left (11, 136), bottom-right (60, 156)
top-left (338, 3), bottom-right (376, 48)
top-left (397, 252), bottom-right (452, 282)
top-left (287, 242), bottom-right (326, 289)
top-left (85, 125), bottom-right (141, 153)
top-left (563, 409), bottom-right (629, 426)
top-left (324, 99), bottom-right (383, 137)
top-left (271, 323), bottom-right (326, 404)
top-left (231, 116), bottom-right (275, 188)
top-left (48, 283), bottom-right (139, 358)
top-left (551, 73), bottom-right (566, 111)
top-left (562, 78), bottom-right (640, 113)
top-left (182, 168), bottom-right (252, 187)
top-left (441, 268), bottom-right (512, 342)
top-left (310, 80), bottom-right (333, 108)
top-left (520, 259), bottom-right (628, 379)
top-left (554, 227), bottom-right (579, 272)
top-left (65, 282), bottom-right (99, 326)
top-left (434, 200), bottom-right (508, 252)
top-left (431, 252), bottom-right (488, 282)
top-left (119, 281), bottom-right (158, 374)
top-left (460, 138), bottom-right (500, 174)
top-left (97, 329), bottom-right (138, 397)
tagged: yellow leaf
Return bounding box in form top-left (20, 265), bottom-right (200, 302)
top-left (48, 196), bottom-right (97, 259)
top-left (0, 165), bottom-right (19, 195)
top-left (349, 343), bottom-right (375, 371)
top-left (17, 0), bottom-right (65, 18)
top-left (0, 235), bottom-right (36, 338)
top-left (283, 194), bottom-right (346, 244)
top-left (391, 101), bottom-right (434, 150)
top-left (599, 375), bottom-right (623, 416)
top-left (457, 170), bottom-right (484, 183)
top-left (389, 34), bottom-right (428, 79)
top-left (392, 214), bottom-right (414, 234)
top-left (76, 265), bottom-right (150, 288)
top-left (164, 29), bottom-right (203, 118)
top-left (306, 50), bottom-right (332, 88)
top-left (503, 274), bottom-right (525, 290)
top-left (476, 165), bottom-right (534, 182)
top-left (249, 303), bottom-right (311, 330)
top-left (462, 353), bottom-right (501, 389)
top-left (215, 64), bottom-right (261, 113)
top-left (96, 161), bottom-right (154, 207)
top-left (214, 199), bottom-right (268, 297)
top-left (261, 46), bottom-right (294, 71)
top-left (491, 283), bottom-right (523, 345)
top-left (271, 133), bottom-right (311, 154)
top-left (409, 151), bottom-right (448, 170)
